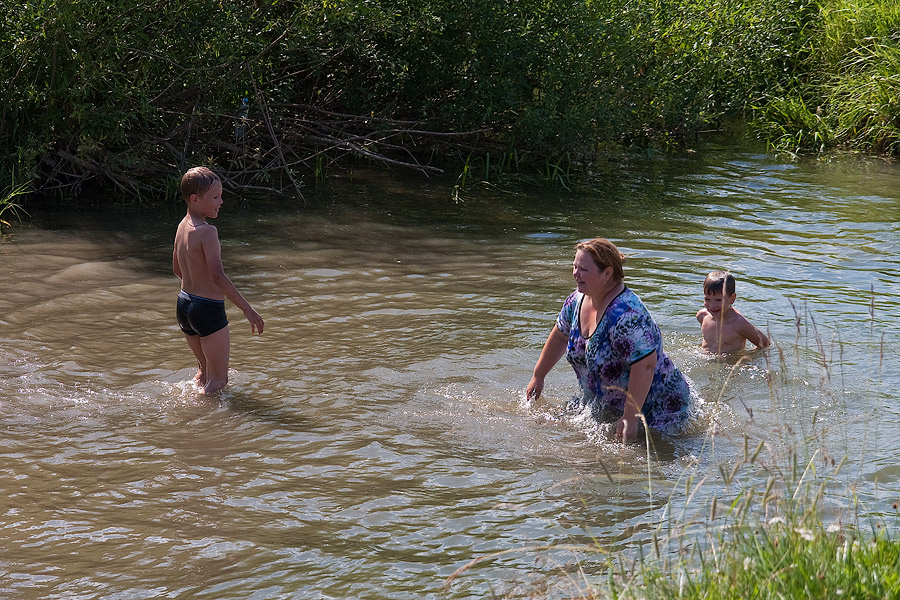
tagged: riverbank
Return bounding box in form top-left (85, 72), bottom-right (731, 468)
top-left (3, 0), bottom-right (899, 206)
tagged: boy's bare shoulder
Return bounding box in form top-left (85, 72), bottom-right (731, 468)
top-left (732, 308), bottom-right (763, 333)
top-left (726, 307), bottom-right (751, 326)
top-left (178, 217), bottom-right (218, 240)
top-left (195, 222), bottom-right (219, 239)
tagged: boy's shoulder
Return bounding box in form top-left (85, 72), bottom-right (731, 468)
top-left (723, 308), bottom-right (758, 337)
top-left (724, 307), bottom-right (749, 324)
top-left (178, 216), bottom-right (218, 238)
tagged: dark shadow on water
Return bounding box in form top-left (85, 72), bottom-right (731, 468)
top-left (6, 138), bottom-right (782, 278)
top-left (215, 390), bottom-right (317, 433)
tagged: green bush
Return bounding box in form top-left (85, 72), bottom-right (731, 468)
top-left (3, 0), bottom-right (899, 202)
top-left (751, 0), bottom-right (900, 157)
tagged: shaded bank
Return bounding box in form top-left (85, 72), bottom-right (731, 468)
top-left (2, 0), bottom-right (899, 204)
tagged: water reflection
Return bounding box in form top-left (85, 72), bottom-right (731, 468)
top-left (1, 146), bottom-right (899, 598)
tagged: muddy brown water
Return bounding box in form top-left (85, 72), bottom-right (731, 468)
top-left (1, 146), bottom-right (899, 598)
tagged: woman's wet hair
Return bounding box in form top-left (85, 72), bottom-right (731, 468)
top-left (576, 238), bottom-right (626, 281)
top-left (703, 270), bottom-right (736, 295)
top-left (180, 166), bottom-right (221, 202)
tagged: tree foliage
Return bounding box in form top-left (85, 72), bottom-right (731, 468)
top-left (1, 0), bottom-right (896, 201)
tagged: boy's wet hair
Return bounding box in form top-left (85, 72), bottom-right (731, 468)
top-left (704, 270), bottom-right (736, 296)
top-left (181, 166), bottom-right (221, 202)
top-left (576, 238), bottom-right (627, 281)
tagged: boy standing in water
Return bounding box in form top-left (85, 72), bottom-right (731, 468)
top-left (696, 271), bottom-right (769, 353)
top-left (173, 167), bottom-right (264, 394)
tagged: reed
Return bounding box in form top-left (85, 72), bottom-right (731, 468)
top-left (0, 180), bottom-right (29, 232)
top-left (632, 517), bottom-right (900, 600)
top-left (603, 443), bottom-right (900, 600)
top-left (827, 41), bottom-right (900, 155)
top-left (752, 0), bottom-right (900, 157)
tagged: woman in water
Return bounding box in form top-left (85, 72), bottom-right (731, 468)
top-left (526, 238), bottom-right (693, 441)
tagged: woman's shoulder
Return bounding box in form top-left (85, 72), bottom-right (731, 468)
top-left (563, 290), bottom-right (582, 304)
top-left (619, 286), bottom-right (647, 308)
top-left (556, 290), bottom-right (582, 333)
top-left (558, 289), bottom-right (582, 311)
top-left (609, 286), bottom-right (638, 309)
top-left (557, 289), bottom-right (580, 315)
top-left (609, 287), bottom-right (654, 320)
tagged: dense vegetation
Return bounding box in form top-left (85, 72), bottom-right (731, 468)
top-left (2, 0), bottom-right (899, 205)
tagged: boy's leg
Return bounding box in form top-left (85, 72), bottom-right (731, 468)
top-left (183, 334), bottom-right (208, 387)
top-left (198, 326), bottom-right (231, 394)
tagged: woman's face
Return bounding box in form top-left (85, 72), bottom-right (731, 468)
top-left (572, 249), bottom-right (611, 296)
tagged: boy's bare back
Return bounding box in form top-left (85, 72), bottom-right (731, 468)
top-left (173, 216), bottom-right (227, 300)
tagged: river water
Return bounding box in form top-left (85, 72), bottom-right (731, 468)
top-left (1, 143), bottom-right (899, 599)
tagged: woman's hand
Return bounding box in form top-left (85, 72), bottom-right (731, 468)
top-left (614, 415), bottom-right (640, 442)
top-left (614, 350), bottom-right (656, 442)
top-left (526, 326), bottom-right (568, 402)
top-left (526, 376), bottom-right (544, 401)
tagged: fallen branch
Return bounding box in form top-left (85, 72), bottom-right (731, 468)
top-left (249, 66), bottom-right (306, 202)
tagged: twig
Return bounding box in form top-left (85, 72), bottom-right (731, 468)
top-left (181, 96), bottom-right (199, 174)
top-left (249, 66), bottom-right (305, 203)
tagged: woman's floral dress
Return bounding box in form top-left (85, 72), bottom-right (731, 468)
top-left (556, 288), bottom-right (692, 432)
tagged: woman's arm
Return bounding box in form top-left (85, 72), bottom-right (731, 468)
top-left (526, 326), bottom-right (568, 400)
top-left (615, 350), bottom-right (656, 442)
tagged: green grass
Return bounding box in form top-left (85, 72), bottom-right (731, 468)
top-left (828, 41), bottom-right (900, 155)
top-left (0, 180), bottom-right (29, 232)
top-left (611, 450), bottom-right (900, 600)
top-left (752, 0), bottom-right (900, 157)
top-left (629, 514), bottom-right (900, 600)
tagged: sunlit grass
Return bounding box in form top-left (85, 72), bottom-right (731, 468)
top-left (829, 41), bottom-right (900, 155)
top-left (444, 314), bottom-right (898, 599)
top-left (631, 520), bottom-right (900, 600)
top-left (753, 0), bottom-right (900, 157)
top-left (0, 180), bottom-right (29, 232)
top-left (447, 442), bottom-right (900, 600)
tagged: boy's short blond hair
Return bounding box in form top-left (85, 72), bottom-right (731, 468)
top-left (181, 167), bottom-right (220, 202)
top-left (704, 271), bottom-right (736, 296)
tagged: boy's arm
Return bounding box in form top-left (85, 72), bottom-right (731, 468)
top-left (173, 247), bottom-right (182, 279)
top-left (736, 315), bottom-right (769, 348)
top-left (696, 308), bottom-right (707, 324)
top-left (202, 228), bottom-right (264, 334)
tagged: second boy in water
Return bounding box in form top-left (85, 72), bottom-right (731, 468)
top-left (697, 270), bottom-right (770, 353)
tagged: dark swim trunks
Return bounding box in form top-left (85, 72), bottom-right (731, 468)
top-left (176, 290), bottom-right (228, 337)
